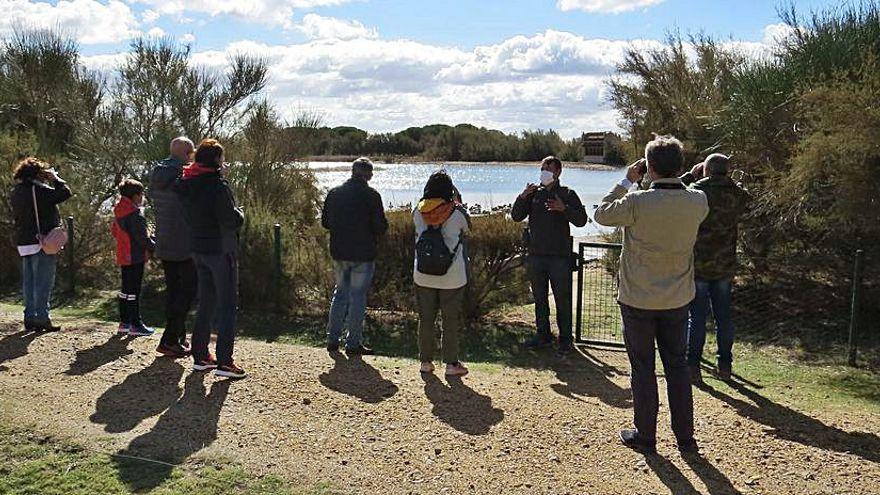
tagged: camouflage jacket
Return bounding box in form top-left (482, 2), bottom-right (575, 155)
top-left (684, 175), bottom-right (750, 281)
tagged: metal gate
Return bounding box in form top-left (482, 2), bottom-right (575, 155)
top-left (575, 242), bottom-right (625, 347)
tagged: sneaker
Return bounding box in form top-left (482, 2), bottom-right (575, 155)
top-left (327, 341), bottom-right (340, 353)
top-left (345, 344), bottom-right (375, 356)
top-left (690, 365), bottom-right (703, 385)
top-left (215, 362), bottom-right (247, 379)
top-left (156, 342), bottom-right (190, 359)
top-left (718, 362), bottom-right (732, 381)
top-left (619, 429), bottom-right (657, 454)
top-left (678, 438), bottom-right (699, 453)
top-left (523, 334), bottom-right (553, 349)
top-left (193, 354), bottom-right (218, 371)
top-left (445, 362), bottom-right (469, 377)
top-left (117, 323), bottom-right (130, 334)
top-left (420, 362), bottom-right (435, 374)
top-left (24, 320), bottom-right (38, 332)
top-left (128, 322), bottom-right (155, 337)
top-left (35, 320), bottom-right (61, 333)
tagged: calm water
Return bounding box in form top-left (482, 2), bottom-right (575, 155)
top-left (311, 162), bottom-right (626, 237)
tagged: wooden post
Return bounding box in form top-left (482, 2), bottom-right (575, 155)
top-left (848, 249), bottom-right (864, 367)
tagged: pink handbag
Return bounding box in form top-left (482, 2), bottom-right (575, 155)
top-left (32, 185), bottom-right (68, 255)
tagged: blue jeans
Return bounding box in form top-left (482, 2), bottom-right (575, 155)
top-left (687, 278), bottom-right (735, 366)
top-left (21, 251), bottom-right (57, 323)
top-left (327, 261), bottom-right (375, 349)
top-left (192, 252), bottom-right (239, 366)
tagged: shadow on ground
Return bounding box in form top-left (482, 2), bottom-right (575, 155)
top-left (422, 373), bottom-right (504, 435)
top-left (65, 334), bottom-right (136, 376)
top-left (90, 358), bottom-right (185, 433)
top-left (0, 326), bottom-right (42, 371)
top-left (113, 373), bottom-right (230, 492)
top-left (318, 352), bottom-right (399, 403)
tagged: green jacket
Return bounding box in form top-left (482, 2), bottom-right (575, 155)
top-left (685, 175), bottom-right (750, 281)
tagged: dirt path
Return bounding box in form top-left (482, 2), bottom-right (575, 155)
top-left (0, 314), bottom-right (878, 495)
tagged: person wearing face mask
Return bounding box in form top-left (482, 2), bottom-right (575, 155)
top-left (511, 156), bottom-right (589, 356)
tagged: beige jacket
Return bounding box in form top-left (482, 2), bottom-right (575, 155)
top-left (594, 178), bottom-right (709, 310)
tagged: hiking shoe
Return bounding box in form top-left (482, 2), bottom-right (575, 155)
top-left (156, 342), bottom-right (190, 359)
top-left (35, 320), bottom-right (61, 333)
top-left (619, 429), bottom-right (657, 454)
top-left (556, 341), bottom-right (574, 358)
top-left (689, 365), bottom-right (703, 385)
top-left (678, 438), bottom-right (699, 454)
top-left (523, 334), bottom-right (554, 349)
top-left (193, 354), bottom-right (218, 371)
top-left (24, 320), bottom-right (38, 332)
top-left (327, 341), bottom-right (340, 353)
top-left (420, 362), bottom-right (435, 374)
top-left (128, 322), bottom-right (155, 337)
top-left (117, 323), bottom-right (130, 334)
top-left (346, 344), bottom-right (374, 356)
top-left (215, 362), bottom-right (247, 379)
top-left (445, 362), bottom-right (469, 377)
top-left (718, 362), bottom-right (732, 381)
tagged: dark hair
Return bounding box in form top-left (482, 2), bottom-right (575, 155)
top-left (541, 155), bottom-right (562, 172)
top-left (118, 178), bottom-right (145, 199)
top-left (13, 157), bottom-right (49, 181)
top-left (352, 157), bottom-right (374, 174)
top-left (194, 138), bottom-right (224, 169)
top-left (704, 153), bottom-right (730, 176)
top-left (645, 135), bottom-right (684, 178)
top-left (422, 170), bottom-right (454, 201)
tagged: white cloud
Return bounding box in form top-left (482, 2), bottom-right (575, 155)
top-left (146, 26), bottom-right (166, 38)
top-left (0, 0), bottom-right (139, 44)
top-left (142, 9), bottom-right (160, 24)
top-left (180, 33), bottom-right (196, 44)
top-left (132, 0), bottom-right (360, 28)
top-left (296, 14), bottom-right (377, 40)
top-left (557, 0), bottom-right (664, 14)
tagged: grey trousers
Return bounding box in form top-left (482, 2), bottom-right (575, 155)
top-left (620, 303), bottom-right (694, 443)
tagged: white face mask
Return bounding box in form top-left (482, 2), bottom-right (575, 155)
top-left (540, 170), bottom-right (555, 186)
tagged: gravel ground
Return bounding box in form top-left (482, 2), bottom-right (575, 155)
top-left (0, 317), bottom-right (878, 495)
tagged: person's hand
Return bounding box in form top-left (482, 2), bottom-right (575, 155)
top-left (546, 195), bottom-right (566, 213)
top-left (519, 183), bottom-right (539, 200)
top-left (45, 168), bottom-right (61, 183)
top-left (690, 163), bottom-right (705, 178)
top-left (626, 159), bottom-right (647, 183)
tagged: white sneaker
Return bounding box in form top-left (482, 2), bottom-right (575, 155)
top-left (445, 362), bottom-right (468, 377)
top-left (420, 362), bottom-right (435, 373)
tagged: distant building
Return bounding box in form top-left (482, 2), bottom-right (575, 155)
top-left (581, 131), bottom-right (616, 164)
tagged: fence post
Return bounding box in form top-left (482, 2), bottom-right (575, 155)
top-left (847, 249), bottom-right (864, 367)
top-left (66, 216), bottom-right (76, 296)
top-left (273, 223), bottom-right (282, 312)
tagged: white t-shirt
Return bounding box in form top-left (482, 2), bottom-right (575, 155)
top-left (413, 209), bottom-right (469, 290)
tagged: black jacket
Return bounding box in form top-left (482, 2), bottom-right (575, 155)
top-left (175, 171), bottom-right (244, 255)
top-left (10, 179), bottom-right (72, 247)
top-left (148, 157), bottom-right (191, 261)
top-left (511, 182), bottom-right (588, 257)
top-left (321, 177), bottom-right (388, 262)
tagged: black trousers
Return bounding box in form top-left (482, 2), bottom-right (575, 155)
top-left (160, 259), bottom-right (198, 346)
top-left (527, 255), bottom-right (573, 343)
top-left (620, 303), bottom-right (694, 443)
top-left (119, 263), bottom-right (145, 325)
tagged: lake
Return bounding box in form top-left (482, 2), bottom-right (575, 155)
top-left (310, 162), bottom-right (627, 237)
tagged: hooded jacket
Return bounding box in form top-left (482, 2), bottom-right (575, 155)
top-left (112, 196), bottom-right (155, 266)
top-left (684, 174), bottom-right (751, 280)
top-left (413, 198), bottom-right (469, 290)
top-left (321, 177), bottom-right (388, 262)
top-left (10, 178), bottom-right (72, 249)
top-left (511, 182), bottom-right (588, 257)
top-left (174, 164), bottom-right (244, 255)
top-left (148, 156), bottom-right (191, 261)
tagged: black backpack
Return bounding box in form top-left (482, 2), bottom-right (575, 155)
top-left (416, 224), bottom-right (461, 276)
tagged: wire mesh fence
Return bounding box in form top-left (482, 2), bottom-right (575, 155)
top-left (576, 242), bottom-right (624, 346)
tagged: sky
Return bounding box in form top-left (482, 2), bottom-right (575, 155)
top-left (0, 0), bottom-right (843, 137)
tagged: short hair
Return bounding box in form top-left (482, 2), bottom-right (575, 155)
top-left (704, 153), bottom-right (730, 176)
top-left (645, 135), bottom-right (684, 178)
top-left (541, 155), bottom-right (562, 172)
top-left (170, 136), bottom-right (194, 151)
top-left (194, 138), bottom-right (224, 169)
top-left (422, 170), bottom-right (454, 201)
top-left (352, 157), bottom-right (374, 175)
top-left (118, 178), bottom-right (145, 199)
top-left (12, 157), bottom-right (49, 181)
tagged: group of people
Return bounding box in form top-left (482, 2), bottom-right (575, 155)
top-left (10, 132), bottom-right (747, 451)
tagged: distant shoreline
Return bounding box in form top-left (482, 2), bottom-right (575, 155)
top-left (305, 156), bottom-right (619, 171)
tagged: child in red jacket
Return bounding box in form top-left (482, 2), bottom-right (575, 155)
top-left (112, 179), bottom-right (156, 336)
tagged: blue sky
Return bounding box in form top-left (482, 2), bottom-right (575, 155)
top-left (0, 0), bottom-right (844, 136)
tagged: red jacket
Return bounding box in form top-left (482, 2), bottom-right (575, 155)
top-left (112, 197), bottom-right (155, 266)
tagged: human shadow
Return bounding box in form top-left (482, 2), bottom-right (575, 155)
top-left (90, 359), bottom-right (184, 433)
top-left (549, 346), bottom-right (632, 409)
top-left (0, 330), bottom-right (41, 371)
top-left (422, 374), bottom-right (504, 435)
top-left (318, 352), bottom-right (399, 403)
top-left (64, 334), bottom-right (135, 376)
top-left (113, 373), bottom-right (230, 492)
top-left (701, 381), bottom-right (880, 463)
top-left (644, 454), bottom-right (701, 495)
top-left (681, 452), bottom-right (742, 495)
